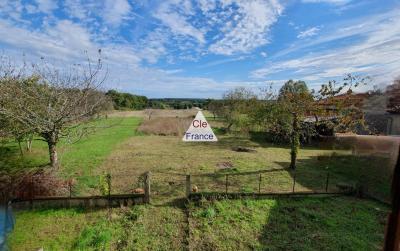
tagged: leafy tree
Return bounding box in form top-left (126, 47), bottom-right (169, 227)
top-left (221, 87), bottom-right (258, 133)
top-left (278, 80), bottom-right (314, 169)
top-left (106, 90), bottom-right (148, 110)
top-left (0, 55), bottom-right (110, 168)
top-left (207, 99), bottom-right (224, 120)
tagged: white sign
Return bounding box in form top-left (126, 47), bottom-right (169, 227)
top-left (182, 111), bottom-right (218, 142)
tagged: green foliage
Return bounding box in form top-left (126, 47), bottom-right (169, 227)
top-left (221, 87), bottom-right (258, 132)
top-left (98, 172), bottom-right (111, 196)
top-left (278, 79), bottom-right (310, 98)
top-left (190, 197), bottom-right (388, 251)
top-left (74, 220), bottom-right (113, 250)
top-left (106, 89), bottom-right (148, 110)
top-left (148, 98), bottom-right (208, 109)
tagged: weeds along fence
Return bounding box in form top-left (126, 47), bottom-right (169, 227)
top-left (8, 172), bottom-right (150, 209)
top-left (186, 168), bottom-right (354, 199)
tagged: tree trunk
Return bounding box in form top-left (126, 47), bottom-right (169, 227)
top-left (290, 113), bottom-right (299, 170)
top-left (48, 141), bottom-right (58, 168)
top-left (17, 140), bottom-right (23, 156)
top-left (26, 134), bottom-right (33, 152)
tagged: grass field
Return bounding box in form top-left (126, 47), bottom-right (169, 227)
top-left (189, 196), bottom-right (388, 251)
top-left (3, 111), bottom-right (393, 250)
top-left (8, 196), bottom-right (388, 250)
top-left (0, 117), bottom-right (142, 194)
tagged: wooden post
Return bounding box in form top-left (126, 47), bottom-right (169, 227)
top-left (384, 144), bottom-right (400, 251)
top-left (30, 176), bottom-right (35, 209)
top-left (107, 175), bottom-right (111, 198)
top-left (325, 171), bottom-right (330, 192)
top-left (31, 176), bottom-right (35, 199)
top-left (69, 180), bottom-right (72, 198)
top-left (107, 174), bottom-right (111, 208)
top-left (186, 175), bottom-right (191, 198)
top-left (144, 172), bottom-right (151, 204)
top-left (225, 175), bottom-right (229, 194)
top-left (292, 171), bottom-right (296, 193)
top-left (258, 174), bottom-right (262, 194)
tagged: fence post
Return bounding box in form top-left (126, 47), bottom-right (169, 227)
top-left (144, 172), bottom-right (151, 204)
top-left (69, 179), bottom-right (72, 198)
top-left (30, 176), bottom-right (34, 209)
top-left (325, 169), bottom-right (330, 192)
top-left (225, 174), bottom-right (228, 194)
top-left (31, 176), bottom-right (35, 199)
top-left (258, 174), bottom-right (262, 194)
top-left (107, 175), bottom-right (111, 198)
top-left (186, 175), bottom-right (191, 198)
top-left (292, 171), bottom-right (296, 193)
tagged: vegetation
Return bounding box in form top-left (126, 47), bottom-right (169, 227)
top-left (148, 98), bottom-right (210, 109)
top-left (0, 55), bottom-right (111, 168)
top-left (8, 196), bottom-right (389, 250)
top-left (0, 117), bottom-right (142, 195)
top-left (5, 112), bottom-right (393, 250)
top-left (213, 75), bottom-right (370, 169)
top-left (106, 90), bottom-right (148, 110)
top-left (189, 197), bottom-right (388, 250)
top-left (0, 66), bottom-right (391, 250)
top-left (8, 208), bottom-right (105, 250)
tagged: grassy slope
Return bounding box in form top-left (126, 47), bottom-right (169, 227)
top-left (189, 196), bottom-right (389, 251)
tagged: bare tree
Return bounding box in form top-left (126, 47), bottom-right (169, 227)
top-left (0, 53), bottom-right (109, 168)
top-left (144, 108), bottom-right (155, 120)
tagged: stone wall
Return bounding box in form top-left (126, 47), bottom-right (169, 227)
top-left (11, 194), bottom-right (145, 210)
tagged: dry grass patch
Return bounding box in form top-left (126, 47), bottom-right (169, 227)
top-left (107, 108), bottom-right (199, 119)
top-left (138, 117), bottom-right (192, 136)
top-left (97, 135), bottom-right (347, 203)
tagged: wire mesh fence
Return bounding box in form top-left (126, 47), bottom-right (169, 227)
top-left (10, 172), bottom-right (146, 201)
top-left (189, 168), bottom-right (343, 196)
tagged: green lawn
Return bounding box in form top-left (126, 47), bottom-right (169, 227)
top-left (0, 117), bottom-right (142, 194)
top-left (8, 208), bottom-right (106, 250)
top-left (8, 196), bottom-right (389, 251)
top-left (189, 196), bottom-right (389, 251)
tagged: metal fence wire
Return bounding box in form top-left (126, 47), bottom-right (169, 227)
top-left (189, 168), bottom-right (340, 195)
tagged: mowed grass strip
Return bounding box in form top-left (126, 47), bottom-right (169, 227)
top-left (189, 196), bottom-right (389, 251)
top-left (9, 205), bottom-right (187, 251)
top-left (1, 117), bottom-right (142, 193)
top-left (8, 208), bottom-right (106, 251)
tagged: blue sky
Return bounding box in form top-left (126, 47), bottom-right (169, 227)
top-left (0, 0), bottom-right (399, 98)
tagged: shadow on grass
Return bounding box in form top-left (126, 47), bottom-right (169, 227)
top-left (275, 153), bottom-right (393, 202)
top-left (0, 144), bottom-right (48, 175)
top-left (258, 196), bottom-right (389, 250)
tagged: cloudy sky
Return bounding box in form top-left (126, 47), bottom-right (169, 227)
top-left (0, 0), bottom-right (399, 98)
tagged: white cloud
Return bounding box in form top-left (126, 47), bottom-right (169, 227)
top-left (103, 0), bottom-right (132, 26)
top-left (154, 1), bottom-right (205, 44)
top-left (297, 26), bottom-right (320, 39)
top-left (35, 0), bottom-right (58, 14)
top-left (209, 0), bottom-right (284, 55)
top-left (63, 0), bottom-right (91, 20)
top-left (251, 10), bottom-right (400, 87)
top-left (301, 0), bottom-right (352, 4)
top-left (198, 0), bottom-right (216, 12)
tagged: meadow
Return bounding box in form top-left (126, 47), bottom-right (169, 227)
top-left (3, 110), bottom-right (391, 250)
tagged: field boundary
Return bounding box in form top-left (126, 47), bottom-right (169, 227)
top-left (188, 191), bottom-right (352, 201)
top-left (10, 193), bottom-right (146, 210)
